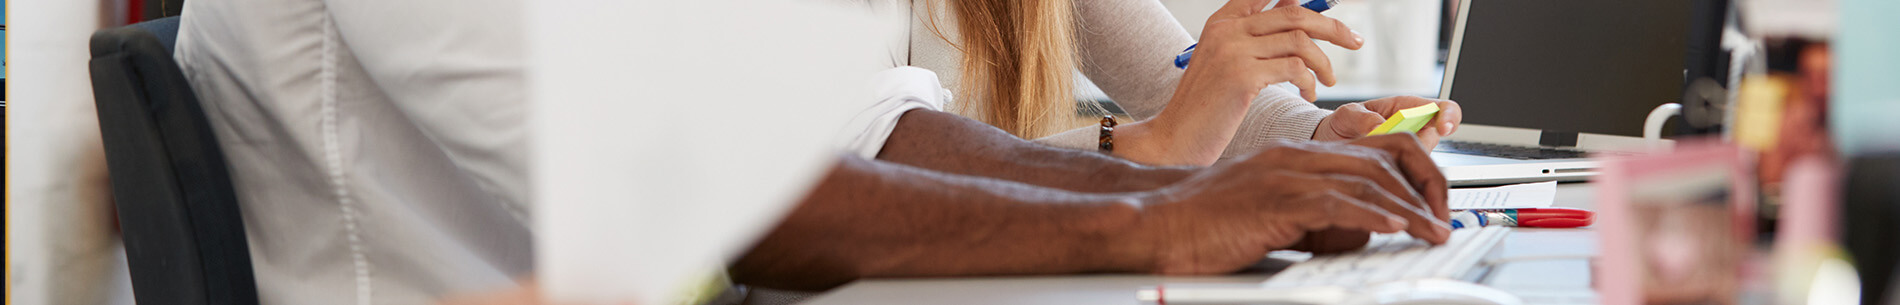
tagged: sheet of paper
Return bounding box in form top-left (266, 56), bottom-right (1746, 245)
top-left (1448, 181), bottom-right (1558, 210)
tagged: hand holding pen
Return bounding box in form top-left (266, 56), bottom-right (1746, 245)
top-left (1176, 0), bottom-right (1340, 69)
top-left (1170, 0), bottom-right (1360, 103)
top-left (1108, 0), bottom-right (1363, 166)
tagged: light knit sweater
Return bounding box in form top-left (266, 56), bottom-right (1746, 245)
top-left (899, 0), bottom-right (1335, 159)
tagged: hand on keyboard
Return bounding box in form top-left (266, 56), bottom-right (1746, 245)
top-left (1136, 136), bottom-right (1454, 275)
top-left (1289, 229), bottom-right (1375, 254)
top-left (1263, 227), bottom-right (1511, 288)
top-left (1137, 227), bottom-right (1520, 305)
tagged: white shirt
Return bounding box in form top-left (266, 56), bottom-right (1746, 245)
top-left (179, 0), bottom-right (535, 302)
top-left (178, 0), bottom-right (936, 303)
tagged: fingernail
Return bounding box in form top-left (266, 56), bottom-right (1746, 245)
top-left (1435, 224), bottom-right (1452, 236)
top-left (1442, 123), bottom-right (1454, 135)
top-left (1388, 216), bottom-right (1407, 230)
top-left (1351, 30), bottom-right (1365, 45)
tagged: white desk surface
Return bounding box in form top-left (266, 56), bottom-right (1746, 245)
top-left (801, 183), bottom-right (1601, 305)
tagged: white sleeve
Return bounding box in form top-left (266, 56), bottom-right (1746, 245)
top-left (840, 67), bottom-right (952, 159)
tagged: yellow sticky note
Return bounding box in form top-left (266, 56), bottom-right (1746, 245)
top-left (1366, 103), bottom-right (1441, 136)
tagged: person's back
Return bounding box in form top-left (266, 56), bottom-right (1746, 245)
top-left (176, 0), bottom-right (533, 302)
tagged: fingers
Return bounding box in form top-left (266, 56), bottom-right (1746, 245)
top-left (1365, 97), bottom-right (1462, 136)
top-left (1242, 30), bottom-right (1338, 86)
top-left (1432, 100), bottom-right (1463, 135)
top-left (1347, 134), bottom-right (1451, 222)
top-left (1363, 96), bottom-right (1435, 113)
top-left (1247, 57), bottom-right (1319, 101)
top-left (1251, 159), bottom-right (1446, 243)
top-left (1211, 0), bottom-right (1276, 20)
top-left (1270, 142), bottom-right (1432, 222)
top-left (1322, 174), bottom-right (1449, 244)
top-left (1297, 188), bottom-right (1408, 234)
top-left (1288, 229), bottom-right (1373, 254)
top-left (1328, 103), bottom-right (1387, 137)
top-left (1244, 6), bottom-right (1363, 50)
top-left (1416, 126), bottom-right (1444, 151)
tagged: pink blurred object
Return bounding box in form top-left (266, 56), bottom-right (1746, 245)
top-left (1597, 141), bottom-right (1755, 305)
top-left (1775, 156), bottom-right (1841, 249)
top-left (1770, 156), bottom-right (1850, 305)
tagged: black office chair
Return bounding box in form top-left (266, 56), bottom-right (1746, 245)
top-left (88, 16), bottom-right (261, 305)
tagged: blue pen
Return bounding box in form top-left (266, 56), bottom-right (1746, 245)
top-left (1174, 0), bottom-right (1340, 69)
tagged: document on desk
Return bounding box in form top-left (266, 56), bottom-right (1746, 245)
top-left (1448, 181), bottom-right (1557, 210)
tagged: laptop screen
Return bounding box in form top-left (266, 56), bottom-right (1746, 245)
top-left (1441, 0), bottom-right (1698, 137)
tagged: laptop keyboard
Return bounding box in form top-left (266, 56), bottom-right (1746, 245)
top-left (1436, 140), bottom-right (1588, 160)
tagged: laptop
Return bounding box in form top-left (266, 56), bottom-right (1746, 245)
top-left (1431, 0), bottom-right (1703, 186)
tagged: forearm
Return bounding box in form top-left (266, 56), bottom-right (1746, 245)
top-left (1072, 0), bottom-right (1199, 120)
top-left (730, 156), bottom-right (1156, 290)
top-left (876, 109), bottom-right (1192, 193)
top-left (1218, 88), bottom-right (1333, 160)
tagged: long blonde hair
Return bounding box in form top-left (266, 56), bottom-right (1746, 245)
top-left (929, 0), bottom-right (1080, 139)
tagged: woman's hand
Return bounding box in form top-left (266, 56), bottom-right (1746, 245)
top-left (1314, 96), bottom-right (1463, 151)
top-left (1184, 0), bottom-right (1363, 101)
top-left (1117, 0), bottom-right (1365, 166)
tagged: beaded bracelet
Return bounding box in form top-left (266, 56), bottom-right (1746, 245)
top-left (1098, 115), bottom-right (1117, 152)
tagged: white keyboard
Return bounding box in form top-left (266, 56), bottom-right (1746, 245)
top-left (1138, 226), bottom-right (1514, 304)
top-left (1263, 226), bottom-right (1511, 288)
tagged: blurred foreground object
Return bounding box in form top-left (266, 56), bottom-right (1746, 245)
top-left (7, 0), bottom-right (140, 304)
top-left (1830, 0), bottom-right (1900, 156)
top-left (1843, 154), bottom-right (1900, 305)
top-left (527, 1), bottom-right (888, 304)
top-left (1736, 0), bottom-right (1834, 39)
top-left (1828, 2), bottom-right (1900, 301)
top-left (1597, 142), bottom-right (1755, 305)
top-left (1770, 157), bottom-right (1858, 305)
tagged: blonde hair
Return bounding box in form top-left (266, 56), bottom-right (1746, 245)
top-left (929, 0), bottom-right (1081, 139)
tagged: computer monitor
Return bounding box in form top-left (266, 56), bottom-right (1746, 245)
top-left (1440, 0), bottom-right (1700, 138)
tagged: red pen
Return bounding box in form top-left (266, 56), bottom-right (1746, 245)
top-left (1449, 207), bottom-right (1595, 228)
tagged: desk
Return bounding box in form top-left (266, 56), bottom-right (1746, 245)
top-left (801, 183), bottom-right (1601, 305)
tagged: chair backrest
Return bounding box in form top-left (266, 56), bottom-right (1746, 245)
top-left (88, 16), bottom-right (261, 305)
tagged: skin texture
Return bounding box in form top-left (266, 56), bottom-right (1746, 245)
top-left (728, 110), bottom-right (1451, 291)
top-left (880, 109), bottom-right (1450, 230)
top-left (1112, 0), bottom-right (1364, 166)
top-left (438, 0), bottom-right (1465, 300)
top-left (438, 111), bottom-right (1456, 301)
top-left (877, 109), bottom-right (1402, 258)
top-left (1315, 96), bottom-right (1466, 151)
top-left (877, 110), bottom-right (1196, 193)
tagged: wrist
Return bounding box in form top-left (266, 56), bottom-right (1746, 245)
top-left (1109, 120), bottom-right (1164, 164)
top-left (1123, 166), bottom-right (1196, 192)
top-left (1111, 92), bottom-right (1259, 166)
top-left (1113, 119), bottom-right (1221, 166)
top-left (1087, 194), bottom-right (1162, 273)
top-left (1087, 161), bottom-right (1195, 193)
top-left (1311, 112), bottom-right (1337, 140)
